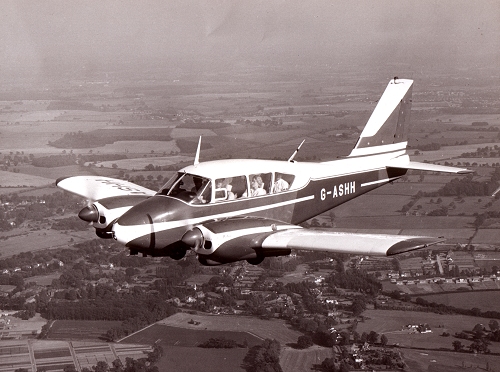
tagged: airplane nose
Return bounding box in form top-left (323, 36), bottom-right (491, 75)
top-left (113, 212), bottom-right (154, 250)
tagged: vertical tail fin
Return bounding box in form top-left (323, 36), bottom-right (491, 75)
top-left (349, 77), bottom-right (413, 157)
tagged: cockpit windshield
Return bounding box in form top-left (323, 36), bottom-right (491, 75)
top-left (158, 173), bottom-right (211, 204)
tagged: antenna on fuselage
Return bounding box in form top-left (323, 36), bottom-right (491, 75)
top-left (194, 136), bottom-right (202, 166)
top-left (288, 139), bottom-right (305, 162)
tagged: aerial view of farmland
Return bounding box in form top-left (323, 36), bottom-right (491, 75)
top-left (1, 2), bottom-right (500, 372)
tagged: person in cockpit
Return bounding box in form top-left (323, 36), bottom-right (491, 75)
top-left (243, 175), bottom-right (267, 197)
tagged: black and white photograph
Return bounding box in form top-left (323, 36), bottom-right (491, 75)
top-left (1, 1), bottom-right (500, 371)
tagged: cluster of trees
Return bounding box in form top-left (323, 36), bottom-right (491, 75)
top-left (199, 337), bottom-right (245, 349)
top-left (320, 342), bottom-right (401, 372)
top-left (234, 118), bottom-right (283, 127)
top-left (415, 142), bottom-right (441, 151)
top-left (32, 153), bottom-right (78, 167)
top-left (424, 168), bottom-right (500, 198)
top-left (414, 297), bottom-right (500, 320)
top-left (242, 339), bottom-right (282, 372)
top-left (460, 145), bottom-right (500, 158)
top-left (48, 130), bottom-right (173, 150)
top-left (289, 314), bottom-right (384, 349)
top-left (51, 216), bottom-right (89, 231)
top-left (451, 321), bottom-right (500, 354)
top-left (79, 153), bottom-right (127, 163)
top-left (432, 177), bottom-right (498, 197)
top-left (325, 270), bottom-right (382, 295)
top-left (178, 120), bottom-right (231, 129)
top-left (48, 132), bottom-right (112, 149)
top-left (47, 101), bottom-right (99, 111)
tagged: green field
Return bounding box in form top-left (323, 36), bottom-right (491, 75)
top-left (402, 348), bottom-right (500, 372)
top-left (47, 320), bottom-right (122, 341)
top-left (418, 291), bottom-right (500, 313)
top-left (122, 324), bottom-right (262, 347)
top-left (156, 346), bottom-right (247, 372)
top-left (356, 309), bottom-right (500, 354)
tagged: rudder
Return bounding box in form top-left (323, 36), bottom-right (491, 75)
top-left (349, 77), bottom-right (413, 157)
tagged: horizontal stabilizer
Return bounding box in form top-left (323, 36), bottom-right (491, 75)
top-left (389, 160), bottom-right (473, 174)
top-left (262, 229), bottom-right (444, 256)
top-left (56, 176), bottom-right (156, 201)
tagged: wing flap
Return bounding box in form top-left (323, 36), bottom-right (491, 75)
top-left (261, 229), bottom-right (444, 256)
top-left (56, 176), bottom-right (156, 201)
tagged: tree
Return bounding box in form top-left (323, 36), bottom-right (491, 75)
top-left (380, 334), bottom-right (388, 347)
top-left (472, 323), bottom-right (485, 339)
top-left (320, 357), bottom-right (337, 372)
top-left (339, 362), bottom-right (350, 372)
top-left (351, 296), bottom-right (366, 316)
top-left (243, 339), bottom-right (282, 372)
top-left (297, 335), bottom-right (313, 349)
top-left (452, 340), bottom-right (463, 352)
top-left (367, 331), bottom-right (379, 344)
top-left (489, 319), bottom-right (499, 332)
top-left (93, 361), bottom-right (109, 372)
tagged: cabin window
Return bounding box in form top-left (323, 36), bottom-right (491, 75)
top-left (271, 172), bottom-right (294, 193)
top-left (158, 173), bottom-right (180, 195)
top-left (158, 173), bottom-right (211, 204)
top-left (243, 173), bottom-right (271, 197)
top-left (214, 176), bottom-right (245, 201)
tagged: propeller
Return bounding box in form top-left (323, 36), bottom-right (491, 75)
top-left (181, 228), bottom-right (204, 250)
top-left (78, 203), bottom-right (99, 223)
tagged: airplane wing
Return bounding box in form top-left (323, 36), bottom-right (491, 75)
top-left (260, 229), bottom-right (444, 256)
top-left (190, 218), bottom-right (444, 265)
top-left (56, 176), bottom-right (156, 201)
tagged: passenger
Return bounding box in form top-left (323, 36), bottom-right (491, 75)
top-left (226, 184), bottom-right (236, 200)
top-left (243, 175), bottom-right (267, 197)
top-left (215, 178), bottom-right (235, 201)
top-left (273, 174), bottom-right (289, 193)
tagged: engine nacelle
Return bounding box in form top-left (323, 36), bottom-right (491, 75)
top-left (78, 195), bottom-right (150, 236)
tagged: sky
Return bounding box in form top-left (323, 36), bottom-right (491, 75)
top-left (1, 0), bottom-right (500, 83)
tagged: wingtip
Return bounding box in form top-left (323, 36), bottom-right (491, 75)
top-left (55, 176), bottom-right (71, 186)
top-left (386, 237), bottom-right (446, 256)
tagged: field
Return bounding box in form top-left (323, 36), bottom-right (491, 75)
top-left (356, 309), bottom-right (500, 354)
top-left (0, 313), bottom-right (46, 338)
top-left (402, 348), bottom-right (500, 372)
top-left (279, 346), bottom-right (333, 372)
top-left (156, 346), bottom-right (248, 372)
top-left (120, 313), bottom-right (308, 372)
top-left (0, 339), bottom-right (151, 372)
top-left (47, 320), bottom-right (122, 341)
top-left (155, 312), bottom-right (302, 344)
top-left (0, 229), bottom-right (90, 259)
top-left (0, 170), bottom-right (53, 187)
top-left (122, 324), bottom-right (263, 347)
top-left (418, 291), bottom-right (500, 313)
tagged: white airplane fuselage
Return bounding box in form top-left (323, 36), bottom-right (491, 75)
top-left (111, 151), bottom-right (408, 263)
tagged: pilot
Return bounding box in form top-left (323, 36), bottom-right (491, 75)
top-left (192, 177), bottom-right (204, 192)
top-left (273, 174), bottom-right (289, 193)
top-left (243, 175), bottom-right (267, 197)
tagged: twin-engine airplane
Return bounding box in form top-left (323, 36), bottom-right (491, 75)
top-left (57, 78), bottom-right (471, 266)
